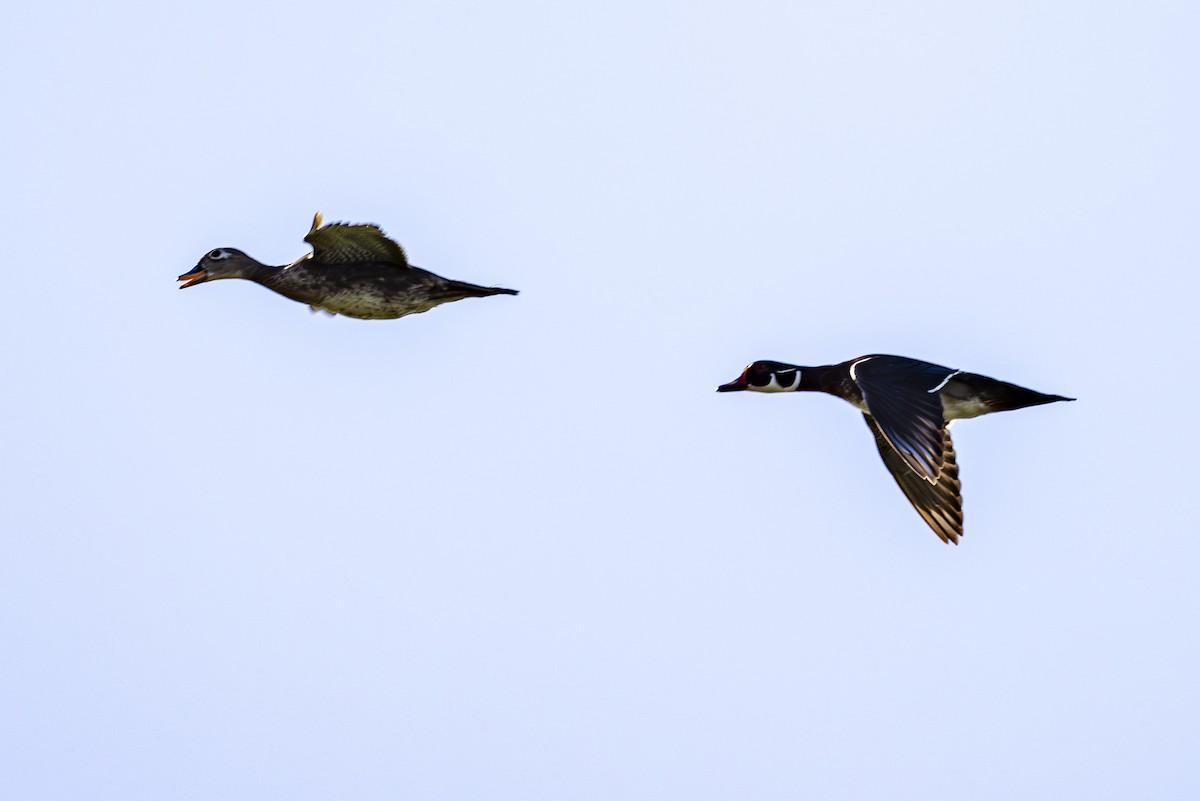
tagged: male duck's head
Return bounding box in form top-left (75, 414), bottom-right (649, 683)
top-left (717, 361), bottom-right (804, 393)
top-left (178, 248), bottom-right (260, 288)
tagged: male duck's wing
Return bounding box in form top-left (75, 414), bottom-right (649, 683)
top-left (863, 413), bottom-right (963, 544)
top-left (850, 355), bottom-right (956, 481)
top-left (302, 211), bottom-right (410, 268)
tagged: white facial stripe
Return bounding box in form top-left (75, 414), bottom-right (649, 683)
top-left (928, 370), bottom-right (962, 393)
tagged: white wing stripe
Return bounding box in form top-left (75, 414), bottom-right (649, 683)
top-left (849, 356), bottom-right (873, 381)
top-left (927, 370), bottom-right (962, 394)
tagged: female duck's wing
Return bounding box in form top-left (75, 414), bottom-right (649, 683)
top-left (863, 413), bottom-right (963, 544)
top-left (302, 211), bottom-right (410, 268)
top-left (850, 355), bottom-right (957, 481)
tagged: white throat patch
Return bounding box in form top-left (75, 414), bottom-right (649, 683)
top-left (754, 369), bottom-right (801, 392)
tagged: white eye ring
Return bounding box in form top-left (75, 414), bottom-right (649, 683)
top-left (209, 249), bottom-right (228, 260)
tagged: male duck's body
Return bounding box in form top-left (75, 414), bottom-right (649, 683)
top-left (718, 355), bottom-right (1073, 544)
top-left (178, 212), bottom-right (518, 320)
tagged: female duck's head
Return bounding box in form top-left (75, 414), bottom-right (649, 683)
top-left (177, 248), bottom-right (261, 288)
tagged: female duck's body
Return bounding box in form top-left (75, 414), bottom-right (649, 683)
top-left (179, 212), bottom-right (517, 320)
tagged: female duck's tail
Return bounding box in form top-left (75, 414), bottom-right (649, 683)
top-left (443, 279), bottom-right (519, 299)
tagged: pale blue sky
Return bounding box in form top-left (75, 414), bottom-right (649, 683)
top-left (2, 1), bottom-right (1198, 798)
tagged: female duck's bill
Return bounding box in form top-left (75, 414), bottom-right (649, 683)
top-left (177, 266), bottom-right (209, 288)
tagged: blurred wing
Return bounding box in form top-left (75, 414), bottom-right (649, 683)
top-left (864, 414), bottom-right (962, 544)
top-left (303, 211), bottom-right (409, 267)
top-left (852, 355), bottom-right (954, 480)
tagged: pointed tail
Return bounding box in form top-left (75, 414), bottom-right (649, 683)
top-left (976, 376), bottom-right (1075, 412)
top-left (443, 279), bottom-right (519, 299)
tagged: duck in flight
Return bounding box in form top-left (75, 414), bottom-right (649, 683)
top-left (178, 212), bottom-right (518, 320)
top-left (717, 355), bottom-right (1073, 544)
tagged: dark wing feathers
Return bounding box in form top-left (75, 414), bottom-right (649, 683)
top-left (303, 211), bottom-right (409, 268)
top-left (852, 355), bottom-right (955, 481)
top-left (864, 414), bottom-right (963, 544)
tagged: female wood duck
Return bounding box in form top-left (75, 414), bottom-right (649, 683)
top-left (717, 355), bottom-right (1073, 544)
top-left (178, 212), bottom-right (518, 320)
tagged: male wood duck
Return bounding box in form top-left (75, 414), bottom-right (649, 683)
top-left (178, 212), bottom-right (518, 319)
top-left (717, 355), bottom-right (1073, 544)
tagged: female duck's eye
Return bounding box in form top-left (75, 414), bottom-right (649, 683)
top-left (209, 249), bottom-right (224, 259)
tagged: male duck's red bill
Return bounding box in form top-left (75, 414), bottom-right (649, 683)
top-left (716, 373), bottom-right (748, 392)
